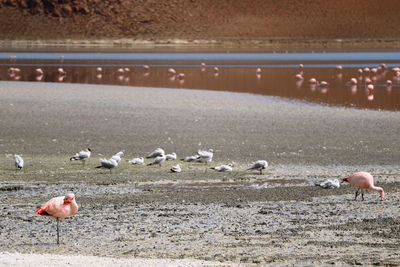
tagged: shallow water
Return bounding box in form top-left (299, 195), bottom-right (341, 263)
top-left (1, 48), bottom-right (400, 110)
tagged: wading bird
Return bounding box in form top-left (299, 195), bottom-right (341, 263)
top-left (211, 163), bottom-right (233, 172)
top-left (111, 151), bottom-right (123, 163)
top-left (341, 171), bottom-right (385, 201)
top-left (165, 152), bottom-right (177, 160)
top-left (96, 158), bottom-right (118, 173)
top-left (14, 154), bottom-right (24, 170)
top-left (248, 160), bottom-right (268, 174)
top-left (70, 148), bottom-right (91, 164)
top-left (146, 148), bottom-right (165, 158)
top-left (129, 157), bottom-right (145, 165)
top-left (34, 193), bottom-right (78, 245)
top-left (317, 179), bottom-right (340, 189)
top-left (196, 149), bottom-right (214, 163)
top-left (170, 163), bottom-right (182, 173)
top-left (148, 154), bottom-right (166, 167)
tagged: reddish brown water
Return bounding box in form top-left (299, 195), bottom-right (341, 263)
top-left (1, 51), bottom-right (400, 111)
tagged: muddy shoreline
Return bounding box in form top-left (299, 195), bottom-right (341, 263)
top-left (0, 82), bottom-right (399, 265)
top-left (1, 38), bottom-right (400, 49)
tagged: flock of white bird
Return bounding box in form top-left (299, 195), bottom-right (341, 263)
top-left (14, 150), bottom-right (341, 189)
top-left (13, 148), bottom-right (269, 175)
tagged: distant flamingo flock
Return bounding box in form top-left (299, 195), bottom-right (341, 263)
top-left (3, 54), bottom-right (398, 104)
top-left (295, 62), bottom-right (397, 100)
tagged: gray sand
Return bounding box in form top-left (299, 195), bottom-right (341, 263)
top-left (0, 81), bottom-right (399, 265)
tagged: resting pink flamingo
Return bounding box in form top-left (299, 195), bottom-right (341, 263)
top-left (341, 172), bottom-right (384, 201)
top-left (35, 193), bottom-right (79, 244)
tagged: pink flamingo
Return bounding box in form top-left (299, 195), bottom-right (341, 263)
top-left (35, 68), bottom-right (43, 75)
top-left (309, 78), bottom-right (317, 84)
top-left (295, 73), bottom-right (303, 81)
top-left (167, 68), bottom-right (176, 75)
top-left (35, 193), bottom-right (79, 244)
top-left (348, 78), bottom-right (358, 85)
top-left (342, 172), bottom-right (384, 201)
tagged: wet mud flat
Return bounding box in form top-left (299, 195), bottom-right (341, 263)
top-left (0, 82), bottom-right (400, 265)
top-left (0, 161), bottom-right (399, 265)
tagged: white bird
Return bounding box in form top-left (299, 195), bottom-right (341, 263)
top-left (129, 157), bottom-right (145, 165)
top-left (148, 154), bottom-right (166, 167)
top-left (96, 158), bottom-right (118, 173)
top-left (170, 163), bottom-right (182, 173)
top-left (70, 148), bottom-right (91, 163)
top-left (211, 164), bottom-right (233, 172)
top-left (182, 155), bottom-right (198, 162)
top-left (165, 152), bottom-right (177, 160)
top-left (146, 148), bottom-right (165, 158)
top-left (196, 149), bottom-right (214, 163)
top-left (14, 154), bottom-right (24, 170)
top-left (111, 151), bottom-right (123, 163)
top-left (318, 179), bottom-right (340, 189)
top-left (248, 160), bottom-right (268, 174)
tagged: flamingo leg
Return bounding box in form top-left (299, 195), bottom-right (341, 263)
top-left (354, 189), bottom-right (360, 200)
top-left (56, 218), bottom-right (60, 245)
top-left (361, 190), bottom-right (364, 201)
top-left (259, 169), bottom-right (262, 175)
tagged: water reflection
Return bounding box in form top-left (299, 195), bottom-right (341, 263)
top-left (1, 53), bottom-right (400, 111)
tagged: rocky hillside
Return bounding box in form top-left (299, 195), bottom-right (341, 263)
top-left (1, 0), bottom-right (400, 42)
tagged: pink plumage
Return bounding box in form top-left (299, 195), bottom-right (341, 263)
top-left (342, 172), bottom-right (385, 201)
top-left (35, 193), bottom-right (78, 244)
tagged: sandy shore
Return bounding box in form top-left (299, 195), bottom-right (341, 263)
top-left (0, 252), bottom-right (236, 267)
top-left (0, 81), bottom-right (399, 265)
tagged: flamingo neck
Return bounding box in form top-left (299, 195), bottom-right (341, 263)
top-left (371, 186), bottom-right (385, 199)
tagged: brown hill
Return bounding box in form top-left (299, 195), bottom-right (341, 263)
top-left (1, 0), bottom-right (400, 43)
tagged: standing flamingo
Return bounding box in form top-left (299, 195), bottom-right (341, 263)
top-left (35, 193), bottom-right (79, 245)
top-left (341, 172), bottom-right (384, 201)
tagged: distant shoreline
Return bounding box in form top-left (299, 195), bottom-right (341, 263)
top-left (1, 38), bottom-right (400, 49)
